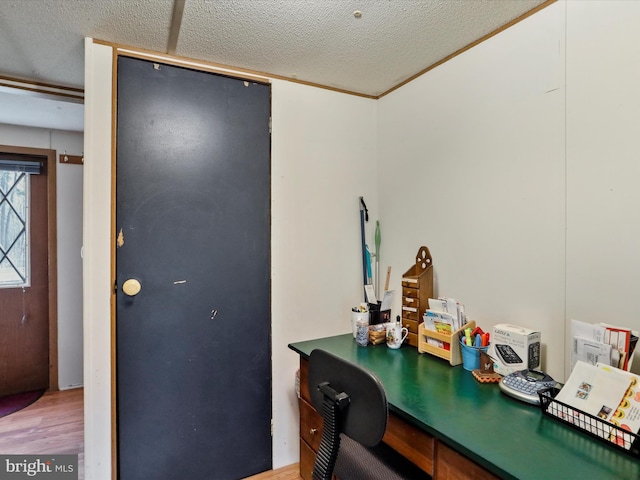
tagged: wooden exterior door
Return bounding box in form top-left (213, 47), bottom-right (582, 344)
top-left (0, 147), bottom-right (56, 397)
top-left (115, 56), bottom-right (272, 479)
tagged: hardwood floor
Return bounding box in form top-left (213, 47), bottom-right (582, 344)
top-left (0, 388), bottom-right (300, 480)
top-left (244, 463), bottom-right (302, 480)
top-left (0, 388), bottom-right (84, 478)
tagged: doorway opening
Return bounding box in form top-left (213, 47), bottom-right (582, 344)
top-left (0, 145), bottom-right (58, 396)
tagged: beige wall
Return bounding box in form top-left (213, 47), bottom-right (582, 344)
top-left (378, 0), bottom-right (640, 381)
top-left (378, 2), bottom-right (566, 380)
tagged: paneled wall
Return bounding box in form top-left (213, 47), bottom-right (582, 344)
top-left (378, 3), bottom-right (566, 380)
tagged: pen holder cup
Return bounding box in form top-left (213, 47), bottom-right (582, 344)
top-left (460, 340), bottom-right (489, 371)
top-left (351, 311), bottom-right (370, 338)
top-left (367, 302), bottom-right (391, 325)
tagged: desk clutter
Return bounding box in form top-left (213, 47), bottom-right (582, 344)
top-left (290, 336), bottom-right (640, 479)
top-left (417, 296), bottom-right (474, 366)
top-left (344, 234), bottom-right (640, 463)
top-left (570, 319), bottom-right (638, 372)
top-left (351, 303), bottom-right (407, 349)
top-left (540, 360), bottom-right (640, 457)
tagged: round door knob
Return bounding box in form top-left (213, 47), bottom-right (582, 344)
top-left (122, 278), bottom-right (142, 297)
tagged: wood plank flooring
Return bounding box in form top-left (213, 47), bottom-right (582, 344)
top-left (244, 463), bottom-right (302, 479)
top-left (0, 388), bottom-right (84, 478)
top-left (0, 387), bottom-right (300, 480)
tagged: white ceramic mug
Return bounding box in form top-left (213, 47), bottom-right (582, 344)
top-left (386, 323), bottom-right (408, 349)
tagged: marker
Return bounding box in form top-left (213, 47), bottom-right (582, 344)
top-left (465, 328), bottom-right (472, 346)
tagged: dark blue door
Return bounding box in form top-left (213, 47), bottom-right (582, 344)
top-left (115, 56), bottom-right (271, 479)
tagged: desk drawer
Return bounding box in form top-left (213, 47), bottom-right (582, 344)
top-left (402, 318), bottom-right (419, 334)
top-left (402, 306), bottom-right (419, 321)
top-left (299, 398), bottom-right (323, 452)
top-left (435, 442), bottom-right (499, 480)
top-left (383, 412), bottom-right (435, 475)
top-left (402, 296), bottom-right (419, 307)
top-left (299, 360), bottom-right (311, 403)
top-left (299, 437), bottom-right (316, 480)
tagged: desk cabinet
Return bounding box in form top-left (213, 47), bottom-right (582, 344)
top-left (298, 359), bottom-right (329, 480)
top-left (435, 443), bottom-right (499, 480)
top-left (298, 397), bottom-right (324, 480)
top-left (298, 358), bottom-right (495, 480)
top-left (292, 334), bottom-right (640, 480)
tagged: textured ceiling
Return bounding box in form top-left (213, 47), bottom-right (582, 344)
top-left (0, 0), bottom-right (548, 131)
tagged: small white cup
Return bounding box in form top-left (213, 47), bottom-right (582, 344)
top-left (386, 323), bottom-right (408, 349)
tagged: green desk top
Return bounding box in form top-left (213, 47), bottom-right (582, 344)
top-left (289, 334), bottom-right (640, 480)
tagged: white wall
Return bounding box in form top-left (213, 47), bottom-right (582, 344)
top-left (379, 0), bottom-right (640, 382)
top-left (271, 79), bottom-right (378, 466)
top-left (84, 1), bottom-right (640, 473)
top-left (0, 123), bottom-right (84, 389)
top-left (565, 1), bottom-right (640, 372)
top-left (378, 3), bottom-right (566, 380)
top-left (83, 39), bottom-right (114, 480)
top-left (83, 40), bottom-right (378, 476)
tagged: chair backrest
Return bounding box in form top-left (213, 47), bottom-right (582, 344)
top-left (308, 349), bottom-right (388, 480)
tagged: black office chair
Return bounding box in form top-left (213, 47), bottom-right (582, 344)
top-left (308, 349), bottom-right (430, 480)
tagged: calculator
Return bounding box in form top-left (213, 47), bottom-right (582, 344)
top-left (499, 369), bottom-right (557, 405)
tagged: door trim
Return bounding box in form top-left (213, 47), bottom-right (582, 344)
top-left (112, 45), bottom-right (271, 86)
top-left (0, 144), bottom-right (58, 391)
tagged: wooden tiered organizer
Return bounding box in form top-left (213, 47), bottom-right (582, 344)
top-left (418, 320), bottom-right (476, 366)
top-left (400, 246), bottom-right (434, 347)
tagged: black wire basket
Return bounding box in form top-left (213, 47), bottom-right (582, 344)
top-left (538, 387), bottom-right (640, 458)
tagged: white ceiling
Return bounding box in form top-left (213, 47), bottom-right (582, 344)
top-left (0, 0), bottom-right (548, 133)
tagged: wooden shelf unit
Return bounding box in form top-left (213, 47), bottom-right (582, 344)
top-left (401, 246), bottom-right (434, 347)
top-left (418, 320), bottom-right (476, 366)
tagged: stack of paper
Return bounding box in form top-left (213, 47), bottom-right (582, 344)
top-left (570, 319), bottom-right (638, 371)
top-left (422, 297), bottom-right (467, 350)
top-left (597, 364), bottom-right (640, 449)
top-left (423, 310), bottom-right (455, 334)
top-left (425, 297), bottom-right (466, 331)
top-left (554, 361), bottom-right (633, 440)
